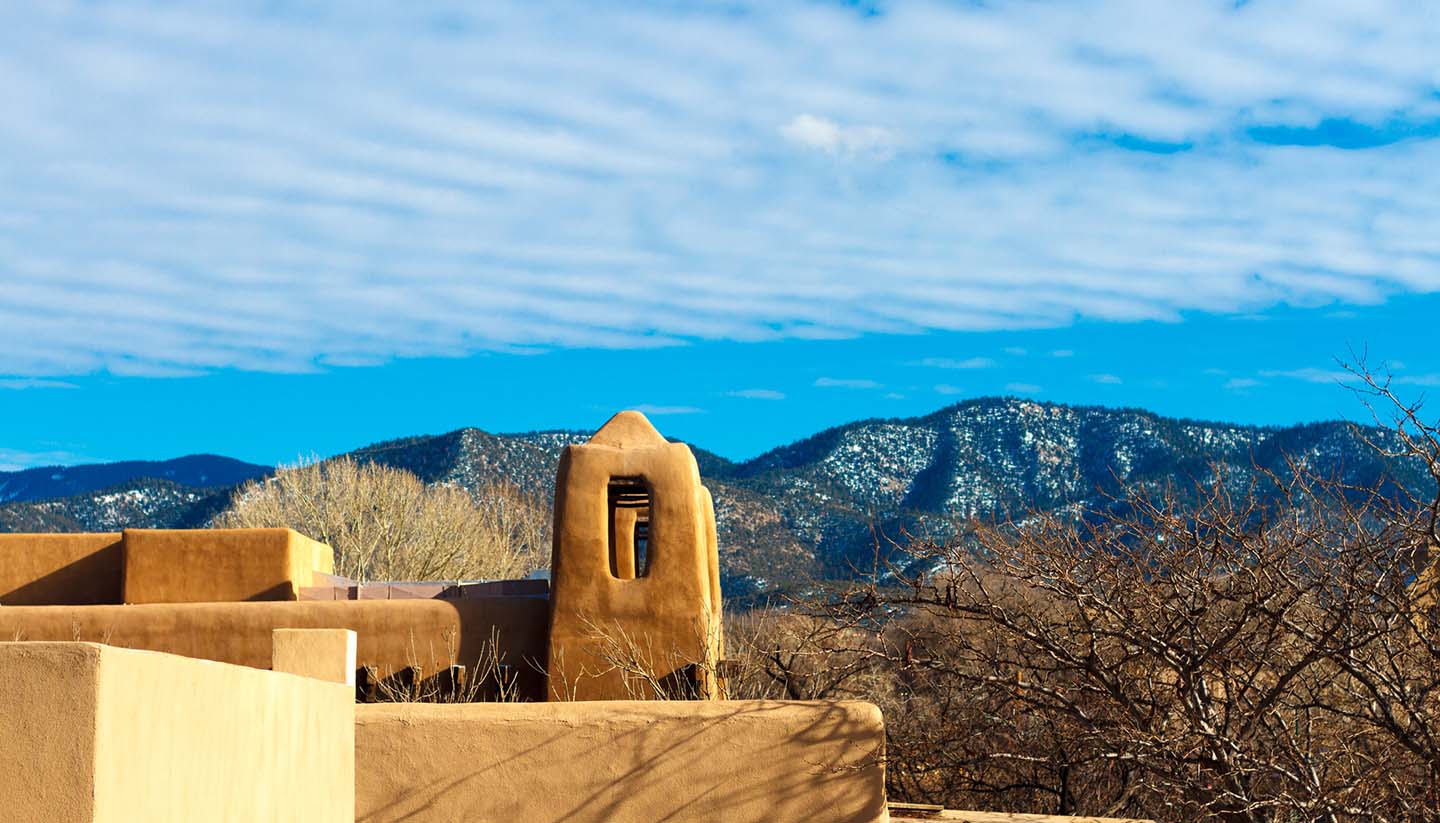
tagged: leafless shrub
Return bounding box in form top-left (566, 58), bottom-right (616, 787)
top-left (724, 608), bottom-right (890, 701)
top-left (367, 626), bottom-right (526, 703)
top-left (570, 612), bottom-right (727, 700)
top-left (214, 455), bottom-right (547, 582)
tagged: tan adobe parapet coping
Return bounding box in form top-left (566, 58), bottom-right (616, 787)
top-left (0, 597), bottom-right (550, 694)
top-left (123, 527), bottom-right (334, 603)
top-left (0, 528), bottom-right (337, 606)
top-left (273, 628), bottom-right (358, 686)
top-left (355, 699), bottom-right (886, 823)
top-left (0, 641), bottom-right (353, 823)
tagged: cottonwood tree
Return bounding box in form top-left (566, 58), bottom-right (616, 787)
top-left (215, 456), bottom-right (548, 582)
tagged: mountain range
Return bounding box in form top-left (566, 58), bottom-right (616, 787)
top-left (1, 397), bottom-right (1424, 596)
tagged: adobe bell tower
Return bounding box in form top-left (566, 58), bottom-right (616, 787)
top-left (545, 411), bottom-right (722, 700)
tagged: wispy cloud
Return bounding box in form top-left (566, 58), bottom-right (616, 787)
top-left (0, 447), bottom-right (97, 471)
top-left (727, 388), bottom-right (785, 400)
top-left (0, 378), bottom-right (78, 390)
top-left (1225, 378), bottom-right (1263, 391)
top-left (916, 357), bottom-right (995, 370)
top-left (780, 114), bottom-right (897, 158)
top-left (1051, 350), bottom-right (1076, 359)
top-left (934, 383), bottom-right (964, 395)
top-left (1259, 368), bottom-right (1352, 384)
top-left (1089, 373), bottom-right (1122, 385)
top-left (815, 377), bottom-right (881, 390)
top-left (1003, 347), bottom-right (1028, 357)
top-left (2, 3), bottom-right (1440, 378)
top-left (631, 404), bottom-right (704, 416)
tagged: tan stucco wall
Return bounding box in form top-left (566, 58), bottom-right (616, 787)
top-left (0, 597), bottom-right (549, 692)
top-left (355, 699), bottom-right (887, 823)
top-left (273, 628), bottom-right (358, 685)
top-left (0, 642), bottom-right (353, 823)
top-left (0, 643), bottom-right (101, 821)
top-left (0, 532), bottom-right (124, 605)
top-left (123, 528), bottom-right (335, 603)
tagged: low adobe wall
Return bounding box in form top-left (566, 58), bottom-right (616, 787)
top-left (122, 527), bottom-right (334, 603)
top-left (0, 641), bottom-right (353, 823)
top-left (0, 528), bottom-right (335, 606)
top-left (0, 532), bottom-right (124, 605)
top-left (354, 699), bottom-right (887, 823)
top-left (0, 598), bottom-right (549, 695)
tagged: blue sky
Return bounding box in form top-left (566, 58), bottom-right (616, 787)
top-left (2, 1), bottom-right (1439, 469)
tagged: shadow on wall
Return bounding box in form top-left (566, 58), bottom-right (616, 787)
top-left (0, 533), bottom-right (124, 605)
top-left (354, 699), bottom-right (887, 823)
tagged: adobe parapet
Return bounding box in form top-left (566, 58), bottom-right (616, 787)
top-left (0, 527), bottom-right (333, 607)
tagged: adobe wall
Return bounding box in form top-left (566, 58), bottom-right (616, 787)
top-left (354, 699), bottom-right (887, 823)
top-left (0, 598), bottom-right (549, 696)
top-left (0, 641), bottom-right (353, 823)
top-left (0, 532), bottom-right (124, 605)
top-left (123, 527), bottom-right (334, 603)
top-left (0, 528), bottom-right (335, 606)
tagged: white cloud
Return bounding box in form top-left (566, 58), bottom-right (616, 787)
top-left (815, 377), bottom-right (881, 389)
top-left (1, 2), bottom-right (1439, 378)
top-left (727, 388), bottom-right (785, 400)
top-left (1259, 368), bottom-right (1352, 384)
top-left (780, 114), bottom-right (897, 157)
top-left (1051, 349), bottom-right (1076, 358)
top-left (0, 378), bottom-right (78, 390)
top-left (1004, 347), bottom-right (1028, 356)
top-left (916, 357), bottom-right (995, 370)
top-left (631, 404), bottom-right (704, 415)
top-left (935, 383), bottom-right (964, 395)
top-left (0, 447), bottom-right (97, 470)
top-left (1225, 377), bottom-right (1263, 391)
top-left (1089, 373), bottom-right (1122, 385)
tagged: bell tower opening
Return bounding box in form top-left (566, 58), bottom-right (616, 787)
top-left (607, 477), bottom-right (651, 579)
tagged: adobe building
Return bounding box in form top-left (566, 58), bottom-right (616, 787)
top-left (0, 411), bottom-right (724, 703)
top-left (0, 411), bottom-right (888, 823)
top-left (0, 410), bottom-right (1147, 823)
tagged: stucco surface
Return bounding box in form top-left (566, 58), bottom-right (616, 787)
top-left (0, 642), bottom-right (353, 823)
top-left (0, 532), bottom-right (124, 605)
top-left (123, 527), bottom-right (335, 603)
top-left (354, 699), bottom-right (887, 823)
top-left (0, 643), bottom-right (101, 822)
top-left (0, 597), bottom-right (548, 691)
top-left (122, 526), bottom-right (335, 604)
top-left (273, 628), bottom-right (358, 685)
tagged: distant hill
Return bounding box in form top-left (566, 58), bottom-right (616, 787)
top-left (1, 398), bottom-right (1426, 597)
top-left (0, 477), bottom-right (234, 532)
top-left (0, 455), bottom-right (269, 504)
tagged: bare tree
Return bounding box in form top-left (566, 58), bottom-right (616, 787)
top-left (749, 361), bottom-right (1440, 821)
top-left (214, 456), bottom-right (548, 582)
